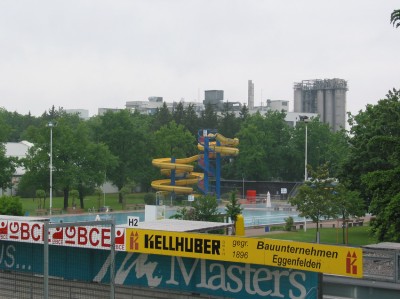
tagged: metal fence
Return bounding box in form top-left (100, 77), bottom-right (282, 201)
top-left (363, 248), bottom-right (400, 283)
top-left (43, 220), bottom-right (116, 299)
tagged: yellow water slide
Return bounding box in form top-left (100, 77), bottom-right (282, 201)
top-left (151, 133), bottom-right (239, 194)
top-left (151, 155), bottom-right (204, 194)
top-left (197, 133), bottom-right (239, 156)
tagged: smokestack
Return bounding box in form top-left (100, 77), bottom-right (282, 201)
top-left (248, 80), bottom-right (254, 109)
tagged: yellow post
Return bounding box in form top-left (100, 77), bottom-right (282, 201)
top-left (235, 214), bottom-right (245, 236)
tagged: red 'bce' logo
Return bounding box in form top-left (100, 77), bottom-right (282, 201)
top-left (346, 251), bottom-right (357, 274)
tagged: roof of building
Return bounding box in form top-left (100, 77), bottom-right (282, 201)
top-left (5, 141), bottom-right (33, 158)
top-left (119, 219), bottom-right (232, 233)
top-left (4, 141), bottom-right (33, 176)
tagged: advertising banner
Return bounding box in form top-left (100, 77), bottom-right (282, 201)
top-left (125, 228), bottom-right (362, 277)
top-left (0, 240), bottom-right (318, 299)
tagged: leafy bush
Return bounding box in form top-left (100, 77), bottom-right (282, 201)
top-left (284, 216), bottom-right (294, 231)
top-left (170, 206), bottom-right (195, 220)
top-left (144, 192), bottom-right (156, 205)
top-left (0, 196), bottom-right (24, 216)
top-left (225, 191), bottom-right (243, 222)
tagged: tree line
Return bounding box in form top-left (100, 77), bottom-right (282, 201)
top-left (0, 103), bottom-right (345, 199)
top-left (1, 89), bottom-right (400, 242)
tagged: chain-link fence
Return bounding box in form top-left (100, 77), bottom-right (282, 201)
top-left (43, 220), bottom-right (115, 299)
top-left (0, 218), bottom-right (115, 299)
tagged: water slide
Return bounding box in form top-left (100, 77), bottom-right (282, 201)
top-left (151, 155), bottom-right (204, 194)
top-left (197, 133), bottom-right (239, 156)
top-left (151, 133), bottom-right (239, 195)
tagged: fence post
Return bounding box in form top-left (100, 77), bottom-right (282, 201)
top-left (43, 221), bottom-right (49, 299)
top-left (110, 220), bottom-right (115, 299)
top-left (396, 251), bottom-right (400, 283)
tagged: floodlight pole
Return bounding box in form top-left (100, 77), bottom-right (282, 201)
top-left (305, 122), bottom-right (308, 181)
top-left (48, 122), bottom-right (54, 215)
top-left (299, 115), bottom-right (310, 181)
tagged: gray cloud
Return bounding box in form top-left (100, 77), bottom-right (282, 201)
top-left (0, 0), bottom-right (399, 116)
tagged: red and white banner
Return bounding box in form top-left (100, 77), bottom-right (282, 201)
top-left (0, 220), bottom-right (125, 251)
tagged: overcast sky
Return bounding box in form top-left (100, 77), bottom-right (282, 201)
top-left (0, 0), bottom-right (399, 117)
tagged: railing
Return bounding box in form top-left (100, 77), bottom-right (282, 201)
top-left (363, 249), bottom-right (399, 283)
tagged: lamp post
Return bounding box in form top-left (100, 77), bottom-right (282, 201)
top-left (48, 122), bottom-right (54, 215)
top-left (305, 121), bottom-right (308, 181)
top-left (299, 116), bottom-right (310, 181)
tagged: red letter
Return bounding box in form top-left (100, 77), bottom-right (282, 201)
top-left (89, 227), bottom-right (99, 246)
top-left (101, 228), bottom-right (111, 248)
top-left (21, 223), bottom-right (30, 240)
top-left (77, 227), bottom-right (88, 245)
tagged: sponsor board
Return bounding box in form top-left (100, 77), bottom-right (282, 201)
top-left (0, 220), bottom-right (124, 251)
top-left (125, 228), bottom-right (363, 277)
top-left (0, 241), bottom-right (318, 299)
top-left (0, 220), bottom-right (362, 277)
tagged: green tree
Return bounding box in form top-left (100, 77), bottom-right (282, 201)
top-left (35, 189), bottom-right (46, 209)
top-left (170, 206), bottom-right (195, 220)
top-left (0, 109), bottom-right (40, 142)
top-left (0, 195), bottom-right (24, 216)
top-left (0, 109), bottom-right (12, 141)
top-left (182, 104), bottom-right (200, 136)
top-left (287, 117), bottom-right (349, 181)
top-left (201, 102), bottom-right (218, 129)
top-left (152, 102), bottom-right (172, 131)
top-left (219, 103), bottom-right (240, 138)
top-left (290, 164), bottom-right (339, 242)
top-left (24, 112), bottom-right (115, 209)
top-left (225, 191), bottom-right (242, 234)
top-left (192, 195), bottom-right (221, 222)
top-left (94, 187), bottom-right (103, 210)
top-left (97, 110), bottom-right (152, 202)
top-left (73, 132), bottom-right (116, 209)
top-left (391, 9), bottom-right (400, 28)
top-left (235, 111), bottom-right (291, 180)
top-left (239, 104), bottom-right (249, 121)
top-left (339, 89), bottom-right (400, 241)
top-left (70, 189), bottom-right (79, 208)
top-left (172, 102), bottom-right (185, 125)
top-left (0, 144), bottom-right (17, 190)
top-left (171, 195), bottom-right (221, 222)
top-left (153, 121), bottom-right (196, 158)
top-left (333, 183), bottom-right (365, 244)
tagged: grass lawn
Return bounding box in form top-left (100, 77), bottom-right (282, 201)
top-left (21, 193), bottom-right (146, 216)
top-left (254, 225), bottom-right (377, 246)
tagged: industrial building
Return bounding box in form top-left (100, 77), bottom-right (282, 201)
top-left (293, 78), bottom-right (347, 131)
top-left (203, 90), bottom-right (224, 110)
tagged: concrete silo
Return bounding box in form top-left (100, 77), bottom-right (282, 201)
top-left (293, 78), bottom-right (348, 131)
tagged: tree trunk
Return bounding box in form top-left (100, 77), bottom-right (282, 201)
top-left (63, 188), bottom-right (69, 210)
top-left (118, 189), bottom-right (123, 204)
top-left (78, 186), bottom-right (84, 209)
top-left (342, 212), bottom-right (346, 244)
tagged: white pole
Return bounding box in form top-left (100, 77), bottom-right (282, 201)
top-left (49, 122), bottom-right (53, 215)
top-left (305, 123), bottom-right (308, 181)
top-left (103, 172), bottom-right (106, 207)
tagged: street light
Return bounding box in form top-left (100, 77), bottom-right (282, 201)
top-left (48, 122), bottom-right (54, 215)
top-left (299, 116), bottom-right (310, 181)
